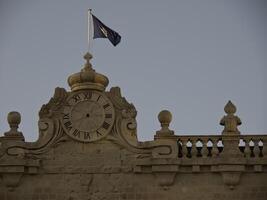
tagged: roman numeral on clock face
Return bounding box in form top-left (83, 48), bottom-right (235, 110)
top-left (64, 121), bottom-right (72, 131)
top-left (102, 121), bottom-right (110, 130)
top-left (105, 114), bottom-right (112, 118)
top-left (103, 103), bottom-right (110, 109)
top-left (72, 129), bottom-right (81, 138)
top-left (83, 92), bottom-right (92, 100)
top-left (63, 113), bottom-right (70, 120)
top-left (96, 95), bottom-right (101, 102)
top-left (72, 94), bottom-right (81, 102)
top-left (84, 132), bottom-right (90, 140)
top-left (96, 130), bottom-right (102, 137)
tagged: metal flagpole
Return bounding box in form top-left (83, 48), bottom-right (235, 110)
top-left (87, 9), bottom-right (93, 53)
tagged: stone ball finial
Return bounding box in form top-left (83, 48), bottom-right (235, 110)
top-left (4, 111), bottom-right (24, 141)
top-left (155, 110), bottom-right (174, 137)
top-left (224, 100), bottom-right (236, 114)
top-left (158, 110), bottom-right (172, 128)
top-left (7, 111), bottom-right (21, 129)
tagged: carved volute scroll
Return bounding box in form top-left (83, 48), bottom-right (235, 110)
top-left (106, 87), bottom-right (178, 159)
top-left (106, 87), bottom-right (138, 146)
top-left (39, 87), bottom-right (68, 119)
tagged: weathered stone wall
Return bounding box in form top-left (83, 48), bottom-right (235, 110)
top-left (1, 135), bottom-right (267, 200)
top-left (1, 160), bottom-right (267, 200)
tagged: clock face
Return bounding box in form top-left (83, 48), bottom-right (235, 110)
top-left (61, 90), bottom-right (115, 142)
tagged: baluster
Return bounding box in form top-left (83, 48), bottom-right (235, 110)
top-left (249, 139), bottom-right (255, 157)
top-left (177, 140), bottom-right (183, 158)
top-left (258, 139), bottom-right (263, 157)
top-left (238, 138), bottom-right (246, 157)
top-left (238, 138), bottom-right (245, 153)
top-left (196, 139), bottom-right (203, 157)
top-left (212, 139), bottom-right (220, 156)
top-left (243, 139), bottom-right (250, 157)
top-left (217, 139), bottom-right (224, 154)
top-left (253, 139), bottom-right (260, 158)
top-left (186, 139), bottom-right (192, 158)
top-left (202, 138), bottom-right (209, 157)
top-left (206, 139), bottom-right (213, 157)
top-left (191, 138), bottom-right (198, 158)
top-left (262, 138), bottom-right (267, 157)
top-left (180, 138), bottom-right (188, 158)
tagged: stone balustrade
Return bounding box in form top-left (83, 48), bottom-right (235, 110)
top-left (153, 100), bottom-right (266, 159)
top-left (153, 134), bottom-right (266, 159)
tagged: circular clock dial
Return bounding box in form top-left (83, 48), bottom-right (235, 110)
top-left (71, 100), bottom-right (105, 132)
top-left (61, 90), bottom-right (115, 142)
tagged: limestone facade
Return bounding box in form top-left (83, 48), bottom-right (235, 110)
top-left (0, 53), bottom-right (266, 200)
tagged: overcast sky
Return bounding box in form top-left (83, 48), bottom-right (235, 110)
top-left (0, 0), bottom-right (266, 142)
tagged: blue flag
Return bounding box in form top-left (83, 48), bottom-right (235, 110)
top-left (92, 14), bottom-right (121, 46)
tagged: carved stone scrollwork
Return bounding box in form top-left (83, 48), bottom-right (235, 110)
top-left (39, 87), bottom-right (67, 119)
top-left (106, 87), bottom-right (177, 159)
top-left (5, 119), bottom-right (67, 159)
top-left (151, 140), bottom-right (177, 158)
top-left (122, 108), bottom-right (137, 130)
top-left (106, 87), bottom-right (138, 146)
top-left (120, 107), bottom-right (138, 145)
top-left (0, 117), bottom-right (67, 190)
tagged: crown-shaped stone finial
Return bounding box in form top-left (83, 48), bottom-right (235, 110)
top-left (68, 52), bottom-right (109, 91)
top-left (220, 100), bottom-right (241, 135)
top-left (224, 100), bottom-right (236, 115)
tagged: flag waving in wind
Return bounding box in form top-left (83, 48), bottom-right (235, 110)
top-left (91, 14), bottom-right (121, 46)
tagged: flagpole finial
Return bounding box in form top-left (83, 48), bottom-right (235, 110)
top-left (83, 52), bottom-right (93, 71)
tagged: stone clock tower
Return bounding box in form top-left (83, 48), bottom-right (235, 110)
top-left (39, 52), bottom-right (139, 147)
top-left (0, 52), bottom-right (267, 200)
top-left (62, 53), bottom-right (115, 143)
